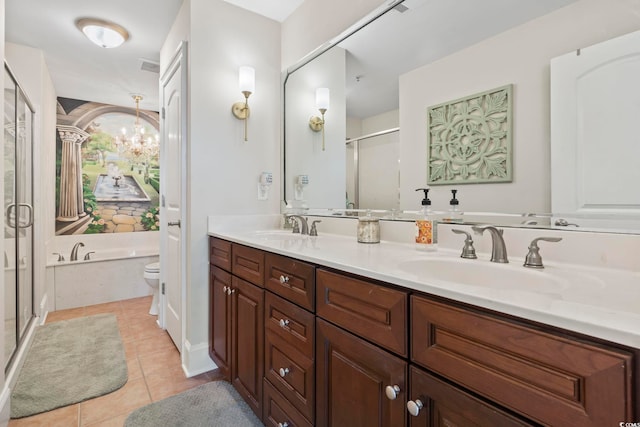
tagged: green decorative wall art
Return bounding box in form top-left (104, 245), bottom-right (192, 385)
top-left (427, 84), bottom-right (513, 185)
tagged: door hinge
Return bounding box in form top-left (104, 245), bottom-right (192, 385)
top-left (161, 107), bottom-right (166, 119)
top-left (161, 194), bottom-right (166, 207)
top-left (161, 282), bottom-right (165, 295)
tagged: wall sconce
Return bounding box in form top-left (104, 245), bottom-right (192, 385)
top-left (231, 66), bottom-right (255, 141)
top-left (309, 88), bottom-right (329, 150)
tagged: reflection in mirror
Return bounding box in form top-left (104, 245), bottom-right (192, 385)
top-left (283, 0), bottom-right (640, 233)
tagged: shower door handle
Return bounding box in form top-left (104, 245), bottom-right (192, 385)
top-left (167, 220), bottom-right (181, 227)
top-left (5, 203), bottom-right (16, 228)
top-left (19, 203), bottom-right (34, 228)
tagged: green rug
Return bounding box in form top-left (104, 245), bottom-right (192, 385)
top-left (125, 381), bottom-right (263, 427)
top-left (10, 314), bottom-right (128, 418)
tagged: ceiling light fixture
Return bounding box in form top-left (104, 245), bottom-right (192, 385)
top-left (75, 18), bottom-right (130, 49)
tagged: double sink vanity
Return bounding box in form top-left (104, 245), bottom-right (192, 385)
top-left (208, 214), bottom-right (639, 427)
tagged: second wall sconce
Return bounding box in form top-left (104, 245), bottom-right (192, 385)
top-left (231, 65), bottom-right (255, 141)
top-left (309, 87), bottom-right (329, 150)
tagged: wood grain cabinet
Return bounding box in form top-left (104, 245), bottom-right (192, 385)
top-left (316, 318), bottom-right (407, 427)
top-left (407, 366), bottom-right (533, 427)
top-left (209, 238), bottom-right (265, 420)
top-left (209, 237), bottom-right (637, 427)
top-left (411, 295), bottom-right (635, 427)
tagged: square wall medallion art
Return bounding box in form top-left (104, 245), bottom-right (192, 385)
top-left (427, 84), bottom-right (513, 185)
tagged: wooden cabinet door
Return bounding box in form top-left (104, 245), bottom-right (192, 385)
top-left (209, 265), bottom-right (231, 381)
top-left (408, 366), bottom-right (533, 427)
top-left (316, 318), bottom-right (407, 427)
top-left (231, 276), bottom-right (265, 420)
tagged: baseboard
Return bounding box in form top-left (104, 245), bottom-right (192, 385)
top-left (0, 383), bottom-right (10, 427)
top-left (182, 340), bottom-right (217, 378)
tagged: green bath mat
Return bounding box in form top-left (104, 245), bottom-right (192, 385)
top-left (125, 381), bottom-right (263, 427)
top-left (10, 313), bottom-right (128, 418)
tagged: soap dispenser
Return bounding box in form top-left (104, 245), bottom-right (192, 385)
top-left (415, 188), bottom-right (437, 251)
top-left (443, 189), bottom-right (463, 223)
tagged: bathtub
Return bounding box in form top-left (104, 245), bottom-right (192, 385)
top-left (47, 234), bottom-right (159, 310)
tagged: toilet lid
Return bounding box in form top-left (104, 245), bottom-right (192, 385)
top-left (145, 262), bottom-right (160, 272)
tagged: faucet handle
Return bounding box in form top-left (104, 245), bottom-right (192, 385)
top-left (523, 237), bottom-right (562, 269)
top-left (290, 217), bottom-right (300, 233)
top-left (52, 252), bottom-right (65, 262)
top-left (310, 220), bottom-right (321, 236)
top-left (451, 229), bottom-right (477, 259)
top-left (84, 251), bottom-right (95, 261)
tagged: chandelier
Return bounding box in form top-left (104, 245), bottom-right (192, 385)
top-left (115, 94), bottom-right (159, 158)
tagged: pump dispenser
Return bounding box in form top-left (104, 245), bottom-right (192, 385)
top-left (443, 189), bottom-right (463, 223)
top-left (415, 188), bottom-right (437, 251)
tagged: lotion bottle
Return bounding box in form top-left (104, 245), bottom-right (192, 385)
top-left (415, 188), bottom-right (437, 251)
top-left (443, 189), bottom-right (463, 223)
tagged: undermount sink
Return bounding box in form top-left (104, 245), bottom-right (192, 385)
top-left (396, 258), bottom-right (568, 292)
top-left (247, 229), bottom-right (308, 241)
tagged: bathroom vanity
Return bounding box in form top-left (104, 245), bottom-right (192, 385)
top-left (208, 219), bottom-right (639, 427)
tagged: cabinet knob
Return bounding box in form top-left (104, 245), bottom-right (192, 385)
top-left (407, 399), bottom-right (424, 417)
top-left (222, 286), bottom-right (228, 293)
top-left (279, 319), bottom-right (290, 328)
top-left (277, 423), bottom-right (289, 427)
top-left (226, 287), bottom-right (234, 295)
top-left (279, 367), bottom-right (290, 377)
top-left (279, 275), bottom-right (290, 284)
top-left (385, 385), bottom-right (401, 400)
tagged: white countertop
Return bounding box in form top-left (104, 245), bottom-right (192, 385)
top-left (208, 214), bottom-right (640, 349)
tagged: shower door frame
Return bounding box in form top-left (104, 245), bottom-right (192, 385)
top-left (4, 62), bottom-right (36, 373)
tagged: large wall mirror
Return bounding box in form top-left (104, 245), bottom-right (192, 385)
top-left (283, 0), bottom-right (640, 233)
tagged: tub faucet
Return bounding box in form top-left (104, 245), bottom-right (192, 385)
top-left (70, 242), bottom-right (85, 261)
top-left (471, 225), bottom-right (508, 263)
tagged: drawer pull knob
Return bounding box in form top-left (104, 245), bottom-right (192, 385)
top-left (279, 319), bottom-right (290, 328)
top-left (385, 385), bottom-right (401, 400)
top-left (407, 399), bottom-right (424, 417)
top-left (227, 287), bottom-right (234, 295)
top-left (279, 275), bottom-right (290, 284)
top-left (222, 286), bottom-right (228, 292)
top-left (279, 367), bottom-right (290, 377)
top-left (277, 423), bottom-right (289, 427)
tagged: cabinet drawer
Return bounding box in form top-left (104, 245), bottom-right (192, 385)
top-left (265, 330), bottom-right (314, 420)
top-left (411, 296), bottom-right (633, 427)
top-left (263, 378), bottom-right (313, 427)
top-left (408, 365), bottom-right (533, 427)
top-left (265, 292), bottom-right (314, 359)
top-left (209, 237), bottom-right (231, 270)
top-left (316, 269), bottom-right (407, 356)
top-left (265, 253), bottom-right (315, 310)
top-left (232, 244), bottom-right (265, 287)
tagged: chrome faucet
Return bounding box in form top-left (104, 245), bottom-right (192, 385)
top-left (286, 215), bottom-right (309, 235)
top-left (471, 225), bottom-right (508, 263)
top-left (70, 242), bottom-right (85, 261)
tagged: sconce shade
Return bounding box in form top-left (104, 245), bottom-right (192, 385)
top-left (316, 88), bottom-right (330, 110)
top-left (239, 66), bottom-right (255, 94)
top-left (76, 18), bottom-right (129, 48)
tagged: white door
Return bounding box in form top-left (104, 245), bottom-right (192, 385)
top-left (551, 30), bottom-right (640, 230)
top-left (160, 43), bottom-right (188, 351)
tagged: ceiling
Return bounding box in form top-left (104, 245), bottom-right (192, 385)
top-left (5, 0), bottom-right (184, 111)
top-left (4, 0), bottom-right (303, 112)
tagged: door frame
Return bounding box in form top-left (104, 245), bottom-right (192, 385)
top-left (159, 41), bottom-right (188, 352)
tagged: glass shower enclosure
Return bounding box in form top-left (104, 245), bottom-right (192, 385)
top-left (4, 63), bottom-right (35, 372)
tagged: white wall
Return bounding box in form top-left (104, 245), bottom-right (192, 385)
top-left (399, 0), bottom-right (640, 214)
top-left (281, 0), bottom-right (384, 70)
top-left (161, 0), bottom-right (281, 375)
top-left (285, 46), bottom-right (346, 208)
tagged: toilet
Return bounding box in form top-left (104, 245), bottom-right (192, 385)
top-left (144, 262), bottom-right (160, 315)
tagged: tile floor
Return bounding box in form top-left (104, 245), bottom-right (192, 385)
top-left (9, 296), bottom-right (223, 427)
